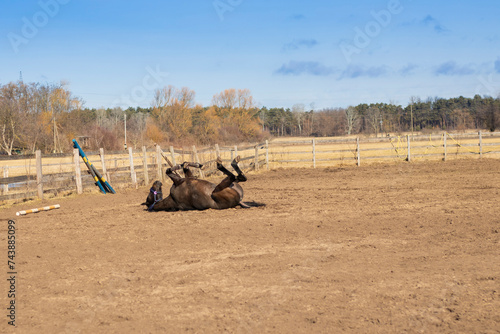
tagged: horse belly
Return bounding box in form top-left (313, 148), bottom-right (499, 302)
top-left (190, 192), bottom-right (216, 210)
top-left (213, 188), bottom-right (241, 209)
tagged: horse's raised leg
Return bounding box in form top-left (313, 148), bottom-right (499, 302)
top-left (167, 161), bottom-right (203, 182)
top-left (216, 157), bottom-right (234, 177)
top-left (231, 156), bottom-right (247, 182)
top-left (181, 162), bottom-right (194, 178)
top-left (213, 157), bottom-right (236, 193)
top-left (166, 166), bottom-right (185, 186)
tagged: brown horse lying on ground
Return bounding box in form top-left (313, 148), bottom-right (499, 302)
top-left (143, 156), bottom-right (264, 211)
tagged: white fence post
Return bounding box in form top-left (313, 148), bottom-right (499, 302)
top-left (156, 145), bottom-right (163, 181)
top-left (129, 147), bottom-right (137, 189)
top-left (443, 132), bottom-right (447, 161)
top-left (99, 148), bottom-right (110, 182)
top-left (479, 131), bottom-right (483, 158)
top-left (312, 139), bottom-right (316, 168)
top-left (215, 144), bottom-right (220, 158)
top-left (169, 146), bottom-right (176, 166)
top-left (254, 145), bottom-right (259, 171)
top-left (36, 150), bottom-right (43, 199)
top-left (407, 135), bottom-right (411, 162)
top-left (192, 145), bottom-right (204, 178)
top-left (356, 137), bottom-right (361, 167)
top-left (265, 140), bottom-right (269, 170)
top-left (73, 149), bottom-right (83, 195)
top-left (142, 146), bottom-right (149, 186)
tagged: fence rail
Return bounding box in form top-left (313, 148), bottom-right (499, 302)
top-left (2, 131), bottom-right (500, 202)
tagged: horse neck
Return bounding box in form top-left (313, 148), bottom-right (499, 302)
top-left (155, 195), bottom-right (177, 211)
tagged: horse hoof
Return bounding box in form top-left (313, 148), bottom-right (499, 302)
top-left (234, 155), bottom-right (241, 163)
top-left (216, 156), bottom-right (223, 164)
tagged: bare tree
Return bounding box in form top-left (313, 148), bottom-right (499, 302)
top-left (19, 83), bottom-right (40, 153)
top-left (212, 88), bottom-right (238, 111)
top-left (95, 108), bottom-right (106, 128)
top-left (152, 85), bottom-right (174, 109)
top-left (237, 89), bottom-right (254, 109)
top-left (292, 103), bottom-right (305, 135)
top-left (345, 106), bottom-right (358, 135)
top-left (309, 102), bottom-right (315, 135)
top-left (212, 88), bottom-right (261, 141)
top-left (0, 103), bottom-right (17, 155)
top-left (129, 112), bottom-right (149, 148)
top-left (0, 83), bottom-right (23, 155)
top-left (151, 86), bottom-right (196, 142)
top-left (366, 106), bottom-right (381, 136)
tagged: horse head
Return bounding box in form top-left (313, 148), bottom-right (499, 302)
top-left (142, 180), bottom-right (163, 211)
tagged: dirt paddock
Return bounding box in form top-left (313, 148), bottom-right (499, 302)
top-left (1, 159), bottom-right (499, 333)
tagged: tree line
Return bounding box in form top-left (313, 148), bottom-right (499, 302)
top-left (261, 95), bottom-right (500, 138)
top-left (0, 81), bottom-right (266, 154)
top-left (1, 80), bottom-right (499, 155)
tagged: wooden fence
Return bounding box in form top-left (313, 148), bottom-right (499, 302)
top-left (1, 131), bottom-right (500, 202)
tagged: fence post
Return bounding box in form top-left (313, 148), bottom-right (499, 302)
top-left (99, 148), bottom-right (110, 182)
top-left (443, 132), bottom-right (447, 161)
top-left (36, 150), bottom-right (43, 199)
top-left (215, 144), bottom-right (220, 158)
top-left (407, 135), bottom-right (411, 162)
top-left (156, 145), bottom-right (163, 181)
top-left (190, 146), bottom-right (195, 164)
top-left (2, 167), bottom-right (8, 194)
top-left (169, 146), bottom-right (176, 166)
top-left (312, 139), bottom-right (316, 168)
top-left (234, 145), bottom-right (238, 158)
top-left (192, 145), bottom-right (204, 178)
top-left (479, 131), bottom-right (483, 158)
top-left (356, 137), bottom-right (361, 167)
top-left (129, 147), bottom-right (138, 189)
top-left (73, 148), bottom-right (83, 195)
top-left (265, 140), bottom-right (269, 170)
top-left (142, 146), bottom-right (149, 186)
top-left (254, 145), bottom-right (259, 171)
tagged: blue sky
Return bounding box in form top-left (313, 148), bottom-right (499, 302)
top-left (1, 0), bottom-right (499, 110)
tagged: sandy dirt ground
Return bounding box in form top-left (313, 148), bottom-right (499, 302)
top-left (1, 159), bottom-right (499, 333)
